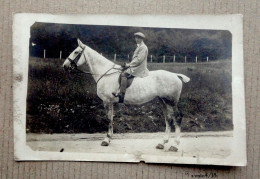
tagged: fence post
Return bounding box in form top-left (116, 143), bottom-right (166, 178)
top-left (196, 56), bottom-right (197, 63)
top-left (163, 55), bottom-right (165, 63)
top-left (151, 55), bottom-right (153, 62)
top-left (114, 53), bottom-right (116, 61)
top-left (44, 49), bottom-right (46, 59)
top-left (60, 51), bottom-right (62, 59)
top-left (173, 55), bottom-right (175, 63)
top-left (207, 56), bottom-right (209, 62)
top-left (185, 56), bottom-right (187, 63)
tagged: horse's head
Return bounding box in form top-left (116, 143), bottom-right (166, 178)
top-left (63, 39), bottom-right (87, 72)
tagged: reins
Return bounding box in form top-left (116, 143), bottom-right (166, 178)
top-left (96, 64), bottom-right (116, 84)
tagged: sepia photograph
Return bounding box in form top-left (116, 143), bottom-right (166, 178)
top-left (13, 14), bottom-right (246, 166)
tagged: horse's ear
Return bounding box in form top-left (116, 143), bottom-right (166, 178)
top-left (77, 38), bottom-right (85, 48)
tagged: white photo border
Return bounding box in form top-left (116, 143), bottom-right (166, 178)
top-left (13, 14), bottom-right (246, 166)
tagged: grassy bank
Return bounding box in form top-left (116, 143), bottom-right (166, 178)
top-left (26, 57), bottom-right (233, 133)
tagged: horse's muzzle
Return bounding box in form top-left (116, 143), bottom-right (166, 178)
top-left (63, 62), bottom-right (76, 73)
top-left (63, 65), bottom-right (69, 72)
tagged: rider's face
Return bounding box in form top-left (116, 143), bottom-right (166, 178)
top-left (135, 36), bottom-right (143, 44)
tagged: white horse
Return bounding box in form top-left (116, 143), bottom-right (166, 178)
top-left (63, 39), bottom-right (190, 151)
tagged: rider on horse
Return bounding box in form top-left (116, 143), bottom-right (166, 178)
top-left (113, 32), bottom-right (149, 103)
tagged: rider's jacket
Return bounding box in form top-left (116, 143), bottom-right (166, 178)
top-left (126, 41), bottom-right (149, 77)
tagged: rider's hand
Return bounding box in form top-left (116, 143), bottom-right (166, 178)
top-left (122, 63), bottom-right (130, 68)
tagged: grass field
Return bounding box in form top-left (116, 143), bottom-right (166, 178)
top-left (26, 57), bottom-right (233, 133)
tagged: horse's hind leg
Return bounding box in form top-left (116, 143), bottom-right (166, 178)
top-left (156, 98), bottom-right (173, 150)
top-left (173, 106), bottom-right (182, 146)
top-left (163, 98), bottom-right (182, 152)
top-left (101, 103), bottom-right (114, 146)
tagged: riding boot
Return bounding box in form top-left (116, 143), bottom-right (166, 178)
top-left (118, 75), bottom-right (127, 103)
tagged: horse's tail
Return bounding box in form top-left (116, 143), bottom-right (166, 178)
top-left (177, 74), bottom-right (190, 83)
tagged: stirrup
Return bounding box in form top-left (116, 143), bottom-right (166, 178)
top-left (112, 92), bottom-right (119, 97)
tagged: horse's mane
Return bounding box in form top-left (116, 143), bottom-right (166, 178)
top-left (85, 45), bottom-right (114, 65)
top-left (84, 45), bottom-right (121, 75)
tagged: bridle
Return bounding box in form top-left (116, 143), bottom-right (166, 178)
top-left (67, 46), bottom-right (87, 72)
top-left (67, 46), bottom-right (120, 84)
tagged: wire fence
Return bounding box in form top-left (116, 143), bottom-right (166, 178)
top-left (36, 49), bottom-right (212, 63)
top-left (102, 53), bottom-right (210, 63)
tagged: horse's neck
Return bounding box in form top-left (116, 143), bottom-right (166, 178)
top-left (84, 47), bottom-right (114, 82)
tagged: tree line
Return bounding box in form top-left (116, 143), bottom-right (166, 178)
top-left (30, 22), bottom-right (232, 61)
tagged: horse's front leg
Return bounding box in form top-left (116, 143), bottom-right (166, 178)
top-left (101, 103), bottom-right (114, 146)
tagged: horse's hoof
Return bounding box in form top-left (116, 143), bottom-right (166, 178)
top-left (101, 141), bottom-right (109, 146)
top-left (156, 144), bottom-right (164, 149)
top-left (169, 146), bottom-right (178, 152)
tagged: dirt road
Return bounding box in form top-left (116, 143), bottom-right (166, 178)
top-left (27, 131), bottom-right (232, 160)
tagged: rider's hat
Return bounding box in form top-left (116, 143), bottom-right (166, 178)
top-left (134, 32), bottom-right (145, 39)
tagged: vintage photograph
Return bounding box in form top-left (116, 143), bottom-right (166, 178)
top-left (13, 14), bottom-right (246, 165)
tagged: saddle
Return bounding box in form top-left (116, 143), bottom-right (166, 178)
top-left (118, 73), bottom-right (135, 89)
